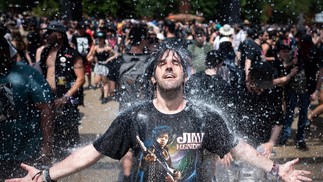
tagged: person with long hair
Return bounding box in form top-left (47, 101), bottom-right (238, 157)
top-left (87, 31), bottom-right (119, 103)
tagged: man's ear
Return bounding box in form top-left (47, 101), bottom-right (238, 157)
top-left (151, 77), bottom-right (156, 84)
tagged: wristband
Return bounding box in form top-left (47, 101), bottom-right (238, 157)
top-left (270, 162), bottom-right (280, 177)
top-left (31, 171), bottom-right (42, 180)
top-left (43, 168), bottom-right (56, 182)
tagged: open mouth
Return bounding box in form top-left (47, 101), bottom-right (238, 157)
top-left (163, 73), bottom-right (176, 79)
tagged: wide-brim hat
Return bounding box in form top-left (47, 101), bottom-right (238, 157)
top-left (219, 24), bottom-right (234, 36)
top-left (46, 20), bottom-right (66, 32)
top-left (219, 24), bottom-right (234, 35)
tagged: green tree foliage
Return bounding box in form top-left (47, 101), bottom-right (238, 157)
top-left (240, 0), bottom-right (322, 24)
top-left (1, 0), bottom-right (322, 24)
top-left (135, 0), bottom-right (177, 20)
top-left (32, 0), bottom-right (59, 18)
top-left (82, 0), bottom-right (119, 18)
top-left (190, 0), bottom-right (220, 21)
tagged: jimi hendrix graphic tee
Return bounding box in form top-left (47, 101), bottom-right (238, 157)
top-left (93, 101), bottom-right (238, 181)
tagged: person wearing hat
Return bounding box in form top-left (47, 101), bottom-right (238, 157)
top-left (71, 21), bottom-right (93, 89)
top-left (213, 24), bottom-right (234, 50)
top-left (0, 24), bottom-right (54, 179)
top-left (5, 43), bottom-right (312, 182)
top-left (39, 20), bottom-right (85, 158)
top-left (87, 31), bottom-right (119, 104)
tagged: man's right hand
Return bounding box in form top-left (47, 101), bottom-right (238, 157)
top-left (5, 163), bottom-right (41, 182)
top-left (54, 96), bottom-right (68, 109)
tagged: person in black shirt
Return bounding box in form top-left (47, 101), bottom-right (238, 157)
top-left (6, 44), bottom-right (311, 182)
top-left (185, 50), bottom-right (235, 114)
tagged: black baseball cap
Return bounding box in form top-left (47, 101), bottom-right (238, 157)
top-left (46, 20), bottom-right (66, 32)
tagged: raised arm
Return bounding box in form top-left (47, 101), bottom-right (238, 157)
top-left (231, 141), bottom-right (312, 182)
top-left (5, 144), bottom-right (104, 182)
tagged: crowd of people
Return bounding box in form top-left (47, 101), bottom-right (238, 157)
top-left (1, 10), bottom-right (322, 181)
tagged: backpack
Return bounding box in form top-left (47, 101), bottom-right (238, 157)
top-left (118, 53), bottom-right (152, 111)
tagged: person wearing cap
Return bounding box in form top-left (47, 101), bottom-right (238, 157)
top-left (187, 27), bottom-right (213, 74)
top-left (220, 60), bottom-right (296, 181)
top-left (38, 20), bottom-right (85, 158)
top-left (5, 43), bottom-right (312, 182)
top-left (71, 22), bottom-right (94, 89)
top-left (87, 31), bottom-right (119, 104)
top-left (0, 25), bottom-right (54, 179)
top-left (213, 24), bottom-right (234, 50)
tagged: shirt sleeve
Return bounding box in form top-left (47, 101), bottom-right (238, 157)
top-left (93, 113), bottom-right (133, 160)
top-left (202, 112), bottom-right (238, 158)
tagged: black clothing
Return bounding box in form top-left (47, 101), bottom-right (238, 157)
top-left (71, 34), bottom-right (93, 57)
top-left (93, 101), bottom-right (238, 181)
top-left (118, 52), bottom-right (151, 111)
top-left (96, 50), bottom-right (110, 64)
top-left (39, 45), bottom-right (83, 158)
top-left (40, 45), bottom-right (83, 105)
top-left (238, 38), bottom-right (263, 70)
top-left (236, 87), bottom-right (283, 147)
top-left (185, 71), bottom-right (235, 110)
top-left (26, 31), bottom-right (40, 62)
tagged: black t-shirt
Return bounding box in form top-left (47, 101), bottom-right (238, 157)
top-left (235, 87), bottom-right (282, 146)
top-left (93, 101), bottom-right (238, 181)
top-left (71, 33), bottom-right (93, 57)
top-left (185, 72), bottom-right (236, 111)
top-left (238, 38), bottom-right (264, 70)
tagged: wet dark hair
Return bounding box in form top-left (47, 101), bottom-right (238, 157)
top-left (145, 43), bottom-right (190, 79)
top-left (267, 28), bottom-right (276, 39)
top-left (249, 61), bottom-right (274, 89)
top-left (205, 50), bottom-right (223, 68)
top-left (247, 28), bottom-right (258, 40)
top-left (195, 27), bottom-right (206, 37)
top-left (164, 19), bottom-right (175, 33)
top-left (128, 24), bottom-right (147, 45)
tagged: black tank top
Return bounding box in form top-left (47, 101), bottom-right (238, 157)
top-left (96, 50), bottom-right (110, 63)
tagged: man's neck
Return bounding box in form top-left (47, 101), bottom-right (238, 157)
top-left (166, 32), bottom-right (175, 38)
top-left (129, 44), bottom-right (144, 54)
top-left (153, 91), bottom-right (186, 114)
top-left (204, 68), bottom-right (217, 76)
